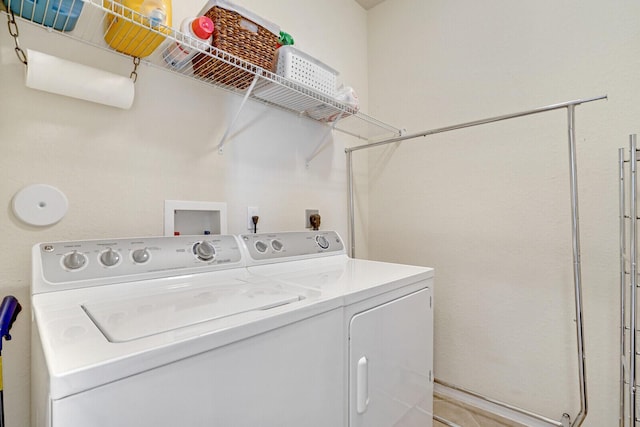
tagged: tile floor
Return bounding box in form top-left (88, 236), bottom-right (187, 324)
top-left (433, 393), bottom-right (527, 427)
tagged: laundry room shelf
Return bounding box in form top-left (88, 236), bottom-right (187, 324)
top-left (2, 0), bottom-right (401, 142)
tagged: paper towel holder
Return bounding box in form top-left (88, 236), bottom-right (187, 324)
top-left (6, 14), bottom-right (138, 109)
top-left (6, 10), bottom-right (28, 66)
top-left (12, 184), bottom-right (68, 226)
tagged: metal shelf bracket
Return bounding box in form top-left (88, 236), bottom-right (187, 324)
top-left (305, 110), bottom-right (345, 168)
top-left (217, 74), bottom-right (260, 154)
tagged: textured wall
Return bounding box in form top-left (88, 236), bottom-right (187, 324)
top-left (366, 1), bottom-right (639, 425)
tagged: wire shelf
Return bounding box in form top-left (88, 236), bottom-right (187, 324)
top-left (3, 0), bottom-right (401, 141)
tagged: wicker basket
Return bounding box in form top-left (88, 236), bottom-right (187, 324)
top-left (192, 5), bottom-right (279, 89)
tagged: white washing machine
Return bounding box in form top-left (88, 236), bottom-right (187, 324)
top-left (240, 231), bottom-right (435, 427)
top-left (31, 234), bottom-right (345, 427)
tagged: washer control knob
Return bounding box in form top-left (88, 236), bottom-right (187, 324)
top-left (100, 248), bottom-right (120, 267)
top-left (255, 240), bottom-right (268, 253)
top-left (63, 251), bottom-right (87, 270)
top-left (271, 239), bottom-right (284, 252)
top-left (132, 248), bottom-right (150, 264)
top-left (316, 235), bottom-right (330, 250)
top-left (194, 241), bottom-right (216, 261)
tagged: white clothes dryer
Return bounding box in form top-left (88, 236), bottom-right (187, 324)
top-left (31, 235), bottom-right (344, 427)
top-left (240, 231), bottom-right (435, 427)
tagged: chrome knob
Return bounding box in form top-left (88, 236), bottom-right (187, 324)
top-left (63, 251), bottom-right (87, 270)
top-left (194, 241), bottom-right (215, 261)
top-left (132, 248), bottom-right (150, 264)
top-left (100, 248), bottom-right (120, 267)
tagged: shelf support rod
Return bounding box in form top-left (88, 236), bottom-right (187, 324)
top-left (217, 74), bottom-right (260, 154)
top-left (305, 110), bottom-right (346, 168)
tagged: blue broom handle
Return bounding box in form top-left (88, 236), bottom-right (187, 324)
top-left (0, 296), bottom-right (21, 427)
top-left (0, 296), bottom-right (21, 353)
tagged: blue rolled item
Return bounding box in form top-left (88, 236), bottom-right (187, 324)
top-left (3, 0), bottom-right (84, 32)
top-left (0, 296), bottom-right (21, 352)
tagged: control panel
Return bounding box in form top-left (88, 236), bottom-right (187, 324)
top-left (37, 235), bottom-right (243, 285)
top-left (240, 231), bottom-right (345, 263)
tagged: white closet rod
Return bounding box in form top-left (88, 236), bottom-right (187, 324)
top-left (345, 94), bottom-right (607, 427)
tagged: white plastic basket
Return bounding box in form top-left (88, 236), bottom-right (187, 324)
top-left (276, 46), bottom-right (338, 96)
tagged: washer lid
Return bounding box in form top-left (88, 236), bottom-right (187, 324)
top-left (82, 282), bottom-right (303, 342)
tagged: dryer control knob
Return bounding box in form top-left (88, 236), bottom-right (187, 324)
top-left (194, 241), bottom-right (216, 261)
top-left (271, 239), bottom-right (284, 252)
top-left (255, 240), bottom-right (268, 253)
top-left (100, 248), bottom-right (120, 267)
top-left (63, 251), bottom-right (87, 270)
top-left (132, 248), bottom-right (150, 264)
top-left (316, 235), bottom-right (330, 250)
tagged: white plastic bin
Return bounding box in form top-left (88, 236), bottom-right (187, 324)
top-left (275, 46), bottom-right (338, 96)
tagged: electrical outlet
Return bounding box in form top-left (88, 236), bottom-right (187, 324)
top-left (247, 206), bottom-right (259, 231)
top-left (305, 209), bottom-right (319, 228)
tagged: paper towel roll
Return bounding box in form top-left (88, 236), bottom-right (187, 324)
top-left (25, 49), bottom-right (135, 109)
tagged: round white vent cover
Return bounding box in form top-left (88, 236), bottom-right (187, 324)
top-left (12, 184), bottom-right (68, 226)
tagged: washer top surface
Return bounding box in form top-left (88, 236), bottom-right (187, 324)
top-left (240, 231), bottom-right (434, 304)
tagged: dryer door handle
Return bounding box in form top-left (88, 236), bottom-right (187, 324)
top-left (356, 356), bottom-right (369, 414)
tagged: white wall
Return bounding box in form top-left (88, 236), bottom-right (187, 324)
top-left (366, 1), bottom-right (638, 426)
top-left (0, 1), bottom-right (368, 425)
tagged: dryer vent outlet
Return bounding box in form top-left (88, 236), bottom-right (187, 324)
top-left (305, 209), bottom-right (319, 229)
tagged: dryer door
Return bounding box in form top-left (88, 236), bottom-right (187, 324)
top-left (349, 287), bottom-right (433, 427)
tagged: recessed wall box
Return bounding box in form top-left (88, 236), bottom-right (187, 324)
top-left (164, 200), bottom-right (227, 236)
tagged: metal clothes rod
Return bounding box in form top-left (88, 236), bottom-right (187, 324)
top-left (619, 145), bottom-right (628, 427)
top-left (346, 95), bottom-right (607, 427)
top-left (347, 150), bottom-right (355, 258)
top-left (620, 135), bottom-right (638, 427)
top-left (346, 95), bottom-right (606, 257)
top-left (631, 135), bottom-right (637, 427)
top-left (618, 147), bottom-right (626, 427)
top-left (433, 413), bottom-right (463, 427)
top-left (345, 95), bottom-right (606, 154)
top-left (567, 104), bottom-right (588, 427)
top-left (435, 378), bottom-right (567, 427)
